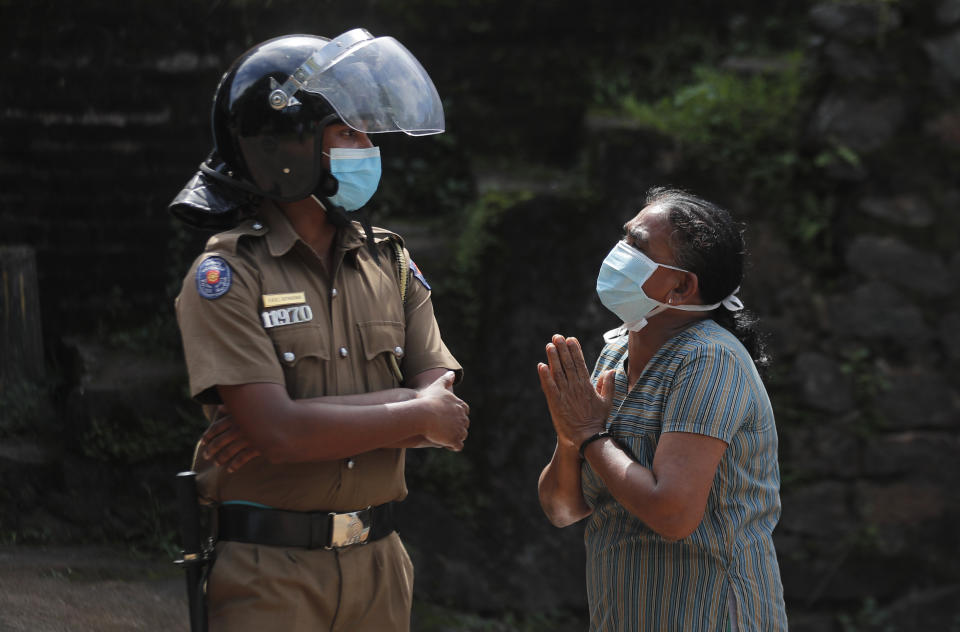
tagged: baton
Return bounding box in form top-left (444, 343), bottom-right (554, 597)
top-left (175, 471), bottom-right (208, 632)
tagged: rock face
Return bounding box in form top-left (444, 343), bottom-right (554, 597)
top-left (1, 1), bottom-right (958, 630)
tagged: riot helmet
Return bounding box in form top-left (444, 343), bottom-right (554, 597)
top-left (210, 29), bottom-right (445, 203)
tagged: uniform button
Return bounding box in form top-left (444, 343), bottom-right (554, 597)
top-left (339, 347), bottom-right (348, 358)
top-left (393, 346), bottom-right (404, 358)
top-left (283, 352), bottom-right (295, 362)
top-left (252, 222), bottom-right (263, 230)
top-left (346, 458), bottom-right (356, 469)
top-left (330, 288), bottom-right (338, 298)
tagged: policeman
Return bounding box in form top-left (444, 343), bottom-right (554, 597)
top-left (170, 30), bottom-right (469, 632)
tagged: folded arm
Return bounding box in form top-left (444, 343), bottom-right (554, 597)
top-left (202, 368), bottom-right (468, 471)
top-left (380, 367), bottom-right (452, 449)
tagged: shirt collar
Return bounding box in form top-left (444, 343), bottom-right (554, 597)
top-left (258, 200), bottom-right (366, 261)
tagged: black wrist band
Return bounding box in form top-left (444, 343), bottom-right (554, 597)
top-left (579, 430), bottom-right (611, 459)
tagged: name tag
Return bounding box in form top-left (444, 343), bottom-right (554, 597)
top-left (261, 305), bottom-right (314, 329)
top-left (262, 292), bottom-right (306, 307)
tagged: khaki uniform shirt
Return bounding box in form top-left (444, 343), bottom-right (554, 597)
top-left (175, 201), bottom-right (461, 512)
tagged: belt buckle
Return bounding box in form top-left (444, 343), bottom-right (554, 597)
top-left (327, 508), bottom-right (371, 549)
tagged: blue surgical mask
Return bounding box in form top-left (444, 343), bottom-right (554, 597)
top-left (324, 146), bottom-right (382, 211)
top-left (596, 240), bottom-right (743, 334)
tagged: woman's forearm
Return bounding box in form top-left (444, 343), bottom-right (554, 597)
top-left (582, 432), bottom-right (726, 541)
top-left (538, 440), bottom-right (592, 527)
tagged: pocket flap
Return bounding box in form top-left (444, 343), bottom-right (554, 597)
top-left (269, 325), bottom-right (329, 366)
top-left (357, 321), bottom-right (404, 361)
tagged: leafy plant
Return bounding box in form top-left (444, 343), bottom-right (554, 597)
top-left (413, 600), bottom-right (583, 632)
top-left (838, 596), bottom-right (896, 632)
top-left (81, 407), bottom-right (203, 464)
top-left (618, 52), bottom-right (809, 188)
top-left (0, 377), bottom-right (57, 438)
top-left (838, 346), bottom-right (890, 437)
top-left (447, 189), bottom-right (534, 335)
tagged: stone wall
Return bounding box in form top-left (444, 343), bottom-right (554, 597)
top-left (1, 1), bottom-right (958, 629)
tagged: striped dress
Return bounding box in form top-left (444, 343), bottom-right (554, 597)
top-left (581, 319), bottom-right (787, 631)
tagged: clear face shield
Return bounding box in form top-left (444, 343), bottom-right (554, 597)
top-left (267, 28), bottom-right (445, 136)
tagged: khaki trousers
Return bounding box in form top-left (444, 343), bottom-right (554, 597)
top-left (207, 531), bottom-right (413, 632)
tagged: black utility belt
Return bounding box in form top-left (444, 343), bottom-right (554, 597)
top-left (218, 502), bottom-right (397, 550)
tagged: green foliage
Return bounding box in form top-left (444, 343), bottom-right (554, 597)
top-left (618, 52), bottom-right (808, 187)
top-left (815, 141), bottom-right (864, 171)
top-left (775, 192), bottom-right (842, 271)
top-left (788, 192), bottom-right (836, 247)
top-left (838, 596), bottom-right (897, 632)
top-left (839, 346), bottom-right (890, 437)
top-left (81, 405), bottom-right (203, 464)
top-left (602, 49), bottom-right (854, 269)
top-left (96, 283), bottom-right (183, 359)
top-left (447, 189), bottom-right (534, 335)
top-left (374, 132), bottom-right (476, 222)
top-left (411, 448), bottom-right (488, 524)
top-left (825, 0), bottom-right (904, 49)
top-left (413, 600), bottom-right (582, 632)
top-left (0, 377), bottom-right (57, 438)
top-left (455, 190), bottom-right (534, 273)
top-left (589, 30), bottom-right (726, 109)
top-left (0, 524), bottom-right (51, 546)
top-left (130, 481), bottom-right (182, 560)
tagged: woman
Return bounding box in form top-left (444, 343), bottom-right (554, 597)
top-left (537, 188), bottom-right (787, 631)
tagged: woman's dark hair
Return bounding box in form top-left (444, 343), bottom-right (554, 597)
top-left (645, 186), bottom-right (770, 371)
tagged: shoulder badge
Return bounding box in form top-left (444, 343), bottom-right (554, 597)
top-left (409, 258), bottom-right (431, 291)
top-left (196, 256), bottom-right (233, 300)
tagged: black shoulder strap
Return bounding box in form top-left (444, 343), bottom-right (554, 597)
top-left (387, 238), bottom-right (408, 384)
top-left (390, 239), bottom-right (409, 304)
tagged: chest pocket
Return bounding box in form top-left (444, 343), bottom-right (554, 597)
top-left (357, 321), bottom-right (405, 386)
top-left (269, 324), bottom-right (330, 370)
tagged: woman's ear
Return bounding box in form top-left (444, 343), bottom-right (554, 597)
top-left (669, 270), bottom-right (700, 305)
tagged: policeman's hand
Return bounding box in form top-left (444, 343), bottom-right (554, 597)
top-left (199, 405), bottom-right (262, 473)
top-left (538, 334), bottom-right (614, 450)
top-left (416, 371), bottom-right (470, 451)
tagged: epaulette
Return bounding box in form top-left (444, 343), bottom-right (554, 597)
top-left (366, 226), bottom-right (409, 382)
top-left (362, 226), bottom-right (409, 303)
top-left (204, 218), bottom-right (269, 256)
top-left (369, 225), bottom-right (404, 246)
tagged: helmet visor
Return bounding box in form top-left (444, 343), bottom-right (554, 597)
top-left (298, 31), bottom-right (444, 136)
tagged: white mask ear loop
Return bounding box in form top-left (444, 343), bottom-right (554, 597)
top-left (721, 287), bottom-right (744, 312)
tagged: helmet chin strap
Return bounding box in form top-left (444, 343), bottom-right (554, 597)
top-left (309, 193), bottom-right (381, 264)
top-left (310, 194), bottom-right (351, 228)
top-left (200, 158), bottom-right (266, 197)
top-left (310, 113), bottom-right (381, 262)
top-left (311, 113), bottom-right (354, 231)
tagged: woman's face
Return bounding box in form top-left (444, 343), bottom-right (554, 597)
top-left (623, 204), bottom-right (687, 302)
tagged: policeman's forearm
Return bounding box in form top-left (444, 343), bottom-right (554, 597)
top-left (307, 386), bottom-right (448, 448)
top-left (382, 435), bottom-right (441, 449)
top-left (258, 397), bottom-right (434, 463)
top-left (313, 388), bottom-right (417, 406)
top-left (218, 383), bottom-right (426, 463)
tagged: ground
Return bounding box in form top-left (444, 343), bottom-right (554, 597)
top-left (0, 545), bottom-right (187, 632)
top-left (0, 544), bottom-right (585, 632)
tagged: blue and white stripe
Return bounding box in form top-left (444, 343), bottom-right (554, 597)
top-left (581, 319), bottom-right (787, 631)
